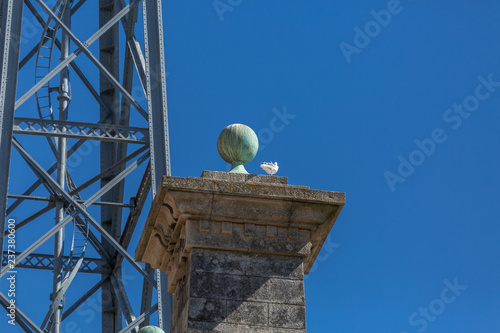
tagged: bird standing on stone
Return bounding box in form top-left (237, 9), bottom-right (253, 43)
top-left (260, 162), bottom-right (279, 175)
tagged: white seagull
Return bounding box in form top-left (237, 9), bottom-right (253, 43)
top-left (260, 161), bottom-right (279, 175)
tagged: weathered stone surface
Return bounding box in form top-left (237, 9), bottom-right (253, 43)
top-left (188, 321), bottom-right (307, 333)
top-left (135, 172), bottom-right (345, 332)
top-left (186, 220), bottom-right (311, 258)
top-left (159, 174), bottom-right (344, 203)
top-left (201, 170), bottom-right (289, 185)
top-left (248, 278), bottom-right (305, 305)
top-left (190, 250), bottom-right (304, 280)
top-left (172, 275), bottom-right (189, 333)
top-left (225, 301), bottom-right (268, 326)
top-left (136, 173), bottom-right (344, 286)
top-left (269, 304), bottom-right (306, 329)
top-left (171, 249), bottom-right (309, 332)
top-left (189, 298), bottom-right (226, 322)
top-left (189, 271), bottom-right (255, 300)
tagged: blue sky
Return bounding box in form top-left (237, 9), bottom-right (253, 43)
top-left (2, 0), bottom-right (500, 332)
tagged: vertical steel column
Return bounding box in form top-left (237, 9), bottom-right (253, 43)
top-left (0, 0), bottom-right (22, 264)
top-left (143, 0), bottom-right (172, 330)
top-left (52, 2), bottom-right (71, 332)
top-left (99, 0), bottom-right (121, 332)
top-left (1, 0), bottom-right (172, 330)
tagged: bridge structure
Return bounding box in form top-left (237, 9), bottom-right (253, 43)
top-left (0, 0), bottom-right (172, 332)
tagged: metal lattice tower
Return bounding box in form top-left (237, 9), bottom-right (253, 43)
top-left (0, 0), bottom-right (173, 332)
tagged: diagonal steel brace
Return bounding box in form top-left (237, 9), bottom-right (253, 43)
top-left (32, 0), bottom-right (148, 119)
top-left (1, 140), bottom-right (155, 287)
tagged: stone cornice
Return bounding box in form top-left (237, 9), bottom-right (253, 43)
top-left (135, 172), bottom-right (345, 292)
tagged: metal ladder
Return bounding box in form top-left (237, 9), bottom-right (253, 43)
top-left (32, 1), bottom-right (91, 331)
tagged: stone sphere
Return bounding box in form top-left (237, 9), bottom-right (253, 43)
top-left (217, 124), bottom-right (259, 166)
top-left (138, 326), bottom-right (165, 333)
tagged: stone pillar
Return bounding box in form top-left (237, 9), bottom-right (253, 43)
top-left (135, 171), bottom-right (345, 333)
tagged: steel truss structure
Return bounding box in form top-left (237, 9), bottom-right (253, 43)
top-left (0, 0), bottom-right (172, 332)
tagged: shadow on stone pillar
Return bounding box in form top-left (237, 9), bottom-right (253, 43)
top-left (135, 171), bottom-right (345, 332)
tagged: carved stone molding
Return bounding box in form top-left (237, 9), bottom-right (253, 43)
top-left (136, 171), bottom-right (345, 293)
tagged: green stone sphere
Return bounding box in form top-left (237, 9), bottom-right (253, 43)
top-left (138, 326), bottom-right (165, 333)
top-left (217, 124), bottom-right (259, 173)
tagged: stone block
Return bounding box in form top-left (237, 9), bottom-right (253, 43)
top-left (249, 278), bottom-right (305, 305)
top-left (188, 321), bottom-right (307, 333)
top-left (225, 301), bottom-right (268, 326)
top-left (190, 249), bottom-right (304, 280)
top-left (189, 272), bottom-right (254, 301)
top-left (269, 304), bottom-right (306, 329)
top-left (200, 170), bottom-right (289, 185)
top-left (185, 220), bottom-right (312, 258)
top-left (188, 298), bottom-right (226, 323)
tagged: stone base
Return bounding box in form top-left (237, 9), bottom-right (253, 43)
top-left (172, 248), bottom-right (307, 333)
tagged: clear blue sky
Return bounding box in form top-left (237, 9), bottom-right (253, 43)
top-left (2, 1), bottom-right (500, 332)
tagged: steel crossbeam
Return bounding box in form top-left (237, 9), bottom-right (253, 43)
top-left (7, 133), bottom-right (148, 215)
top-left (33, 0), bottom-right (148, 119)
top-left (1, 252), bottom-right (109, 274)
top-left (15, 0), bottom-right (142, 113)
top-left (118, 304), bottom-right (159, 333)
top-left (62, 278), bottom-right (107, 321)
top-left (0, 140), bottom-right (155, 287)
top-left (110, 273), bottom-right (139, 333)
top-left (13, 117), bottom-right (149, 144)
